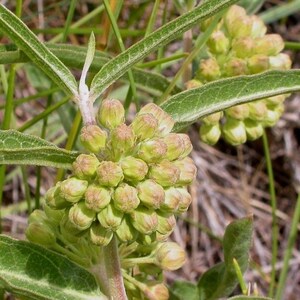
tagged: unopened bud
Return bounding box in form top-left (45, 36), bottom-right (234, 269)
top-left (269, 53), bottom-right (292, 70)
top-left (60, 213), bottom-right (83, 243)
top-left (254, 34), bottom-right (284, 56)
top-left (28, 209), bottom-right (47, 224)
top-left (145, 282), bottom-right (169, 300)
top-left (130, 207), bottom-right (158, 235)
top-left (185, 79), bottom-right (203, 90)
top-left (248, 101), bottom-right (268, 121)
top-left (80, 125), bottom-right (107, 153)
top-left (262, 104), bottom-right (284, 127)
top-left (90, 223), bottom-right (113, 246)
top-left (72, 154), bottom-right (99, 180)
top-left (248, 54), bottom-right (270, 74)
top-left (137, 179), bottom-right (165, 209)
top-left (26, 222), bottom-right (56, 247)
top-left (174, 157), bottom-right (197, 185)
top-left (45, 183), bottom-right (70, 209)
top-left (157, 212), bottom-right (176, 236)
top-left (176, 188), bottom-right (192, 213)
top-left (120, 156), bottom-right (148, 182)
top-left (85, 184), bottom-right (111, 212)
top-left (226, 104), bottom-right (249, 120)
top-left (202, 112), bottom-right (223, 125)
top-left (44, 205), bottom-right (64, 225)
top-left (207, 30), bottom-right (229, 54)
top-left (97, 161), bottom-right (124, 187)
top-left (149, 160), bottom-right (180, 187)
top-left (161, 187), bottom-right (181, 213)
top-left (244, 119), bottom-right (264, 141)
top-left (155, 242), bottom-right (186, 271)
top-left (59, 177), bottom-right (88, 203)
top-left (97, 203), bottom-right (123, 230)
top-left (197, 58), bottom-right (221, 81)
top-left (137, 138), bottom-right (167, 163)
top-left (97, 98), bottom-right (125, 129)
top-left (199, 123), bottom-right (221, 145)
top-left (116, 216), bottom-right (138, 243)
top-left (232, 37), bottom-right (255, 58)
top-left (222, 119), bottom-right (247, 146)
top-left (264, 94), bottom-right (286, 106)
top-left (69, 201), bottom-right (95, 230)
top-left (226, 16), bottom-right (253, 38)
top-left (113, 183), bottom-right (140, 213)
top-left (131, 113), bottom-right (158, 140)
top-left (250, 15), bottom-right (267, 38)
top-left (224, 58), bottom-right (248, 77)
top-left (163, 133), bottom-right (185, 161)
top-left (177, 134), bottom-right (193, 159)
top-left (224, 5), bottom-right (246, 27)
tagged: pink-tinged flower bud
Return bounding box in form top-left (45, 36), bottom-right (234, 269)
top-left (247, 54), bottom-right (270, 74)
top-left (226, 16), bottom-right (253, 39)
top-left (90, 223), bottom-right (113, 246)
top-left (269, 53), bottom-right (291, 70)
top-left (131, 113), bottom-right (158, 140)
top-left (130, 207), bottom-right (158, 235)
top-left (176, 188), bottom-right (192, 213)
top-left (199, 123), bottom-right (221, 145)
top-left (68, 201), bottom-right (95, 230)
top-left (137, 179), bottom-right (165, 209)
top-left (26, 222), bottom-right (56, 247)
top-left (97, 203), bottom-right (123, 230)
top-left (197, 58), bottom-right (221, 81)
top-left (202, 112), bottom-right (223, 125)
top-left (145, 282), bottom-right (169, 300)
top-left (155, 242), bottom-right (186, 271)
top-left (161, 187), bottom-right (181, 213)
top-left (157, 212), bottom-right (176, 235)
top-left (248, 101), bottom-right (268, 121)
top-left (177, 134), bottom-right (193, 159)
top-left (232, 37), bottom-right (255, 59)
top-left (254, 34), bottom-right (284, 56)
top-left (72, 154), bottom-right (99, 180)
top-left (222, 119), bottom-right (247, 146)
top-left (149, 160), bottom-right (180, 187)
top-left (44, 205), bottom-right (64, 226)
top-left (244, 119), bottom-right (264, 141)
top-left (97, 98), bottom-right (125, 130)
top-left (80, 125), bottom-right (107, 153)
top-left (137, 138), bottom-right (167, 163)
top-left (224, 5), bottom-right (246, 27)
top-left (109, 124), bottom-right (135, 160)
top-left (113, 183), bottom-right (140, 213)
top-left (226, 104), bottom-right (249, 120)
top-left (45, 183), bottom-right (70, 209)
top-left (224, 58), bottom-right (248, 77)
top-left (185, 79), bottom-right (203, 90)
top-left (85, 184), bottom-right (111, 212)
top-left (96, 161), bottom-right (124, 187)
top-left (250, 15), bottom-right (267, 38)
top-left (120, 156), bottom-right (148, 182)
top-left (163, 133), bottom-right (185, 161)
top-left (174, 157), bottom-right (197, 186)
top-left (207, 30), bottom-right (229, 54)
top-left (116, 216), bottom-right (138, 243)
top-left (58, 178), bottom-right (88, 203)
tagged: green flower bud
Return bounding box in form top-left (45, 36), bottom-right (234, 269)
top-left (197, 58), bottom-right (221, 81)
top-left (28, 210), bottom-right (49, 226)
top-left (113, 183), bottom-right (140, 213)
top-left (226, 15), bottom-right (253, 38)
top-left (137, 232), bottom-right (157, 246)
top-left (250, 15), bottom-right (267, 38)
top-left (59, 212), bottom-right (84, 243)
top-left (97, 98), bottom-right (125, 130)
top-left (163, 133), bottom-right (186, 161)
top-left (96, 161), bottom-right (124, 187)
top-left (244, 119), bottom-right (264, 141)
top-left (137, 138), bottom-right (167, 163)
top-left (248, 54), bottom-right (270, 74)
top-left (174, 157), bottom-right (197, 185)
top-left (69, 201), bottom-right (95, 230)
top-left (202, 112), bottom-right (223, 125)
top-left (85, 184), bottom-right (111, 212)
top-left (149, 160), bottom-right (180, 187)
top-left (207, 30), bottom-right (229, 54)
top-left (254, 34), bottom-right (284, 56)
top-left (177, 134), bottom-right (193, 159)
top-left (199, 123), bottom-right (221, 145)
top-left (264, 94), bottom-right (286, 106)
top-left (176, 188), bottom-right (192, 213)
top-left (58, 178), bottom-right (88, 203)
top-left (120, 156), bottom-right (148, 182)
top-left (131, 113), bottom-right (158, 140)
top-left (72, 154), bottom-right (99, 180)
top-left (185, 79), bottom-right (203, 90)
top-left (26, 222), bottom-right (56, 247)
top-left (269, 53), bottom-right (291, 70)
top-left (90, 223), bottom-right (113, 246)
top-left (80, 125), bottom-right (107, 153)
top-left (44, 205), bottom-right (64, 225)
top-left (97, 203), bottom-right (123, 230)
top-left (224, 5), bottom-right (246, 27)
top-left (248, 101), bottom-right (268, 121)
top-left (161, 187), bottom-right (181, 213)
top-left (222, 119), bottom-right (247, 146)
top-left (224, 58), bottom-right (248, 77)
top-left (262, 104), bottom-right (283, 127)
top-left (226, 104), bottom-right (249, 120)
top-left (157, 212), bottom-right (176, 236)
top-left (155, 242), bottom-right (186, 271)
top-left (130, 207), bottom-right (158, 235)
top-left (116, 216), bottom-right (138, 243)
top-left (232, 37), bottom-right (255, 59)
top-left (145, 282), bottom-right (169, 300)
top-left (45, 183), bottom-right (70, 209)
top-left (137, 179), bottom-right (165, 209)
top-left (109, 124), bottom-right (135, 160)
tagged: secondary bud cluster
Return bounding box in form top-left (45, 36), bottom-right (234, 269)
top-left (191, 5), bottom-right (291, 146)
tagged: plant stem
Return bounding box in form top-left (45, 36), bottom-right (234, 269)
top-left (103, 235), bottom-right (128, 300)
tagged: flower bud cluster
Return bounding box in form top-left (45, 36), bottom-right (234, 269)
top-left (191, 5), bottom-right (291, 146)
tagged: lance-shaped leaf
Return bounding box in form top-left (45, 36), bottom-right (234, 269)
top-left (198, 217), bottom-right (253, 300)
top-left (89, 0), bottom-right (239, 102)
top-left (160, 70), bottom-right (300, 131)
top-left (0, 235), bottom-right (106, 300)
top-left (0, 130), bottom-right (79, 169)
top-left (0, 5), bottom-right (78, 99)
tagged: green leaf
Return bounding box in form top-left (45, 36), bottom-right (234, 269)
top-left (169, 281), bottom-right (199, 300)
top-left (228, 297), bottom-right (273, 300)
top-left (0, 5), bottom-right (78, 98)
top-left (160, 70), bottom-right (300, 131)
top-left (0, 235), bottom-right (106, 300)
top-left (0, 130), bottom-right (79, 168)
top-left (89, 0), bottom-right (239, 101)
top-left (198, 217), bottom-right (253, 300)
